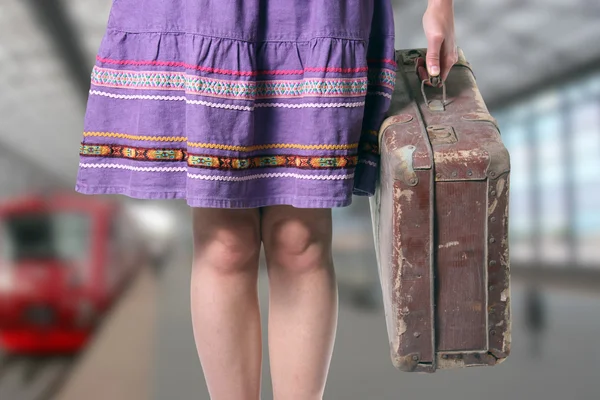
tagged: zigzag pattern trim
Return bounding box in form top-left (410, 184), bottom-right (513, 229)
top-left (81, 132), bottom-right (359, 150)
top-left (89, 90), bottom-right (254, 111)
top-left (83, 132), bottom-right (187, 142)
top-left (89, 90), bottom-right (365, 109)
top-left (187, 172), bottom-right (354, 182)
top-left (367, 68), bottom-right (396, 89)
top-left (78, 163), bottom-right (186, 172)
top-left (77, 163), bottom-right (354, 181)
top-left (96, 56), bottom-right (370, 76)
top-left (89, 90), bottom-right (184, 101)
top-left (91, 66), bottom-right (370, 99)
top-left (96, 56), bottom-right (397, 72)
top-left (187, 142), bottom-right (358, 151)
top-left (254, 101), bottom-right (365, 108)
top-left (80, 143), bottom-right (358, 170)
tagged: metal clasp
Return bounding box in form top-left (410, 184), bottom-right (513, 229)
top-left (421, 79), bottom-right (447, 112)
top-left (427, 125), bottom-right (457, 144)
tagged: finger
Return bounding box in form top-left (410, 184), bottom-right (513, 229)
top-left (440, 57), bottom-right (453, 82)
top-left (426, 34), bottom-right (444, 77)
top-left (440, 63), bottom-right (452, 83)
top-left (440, 48), bottom-right (458, 82)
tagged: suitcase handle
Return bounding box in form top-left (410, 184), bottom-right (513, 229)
top-left (415, 57), bottom-right (447, 111)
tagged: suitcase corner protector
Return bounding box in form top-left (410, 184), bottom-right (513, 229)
top-left (483, 141), bottom-right (511, 179)
top-left (379, 114), bottom-right (413, 139)
top-left (392, 353), bottom-right (422, 372)
top-left (488, 347), bottom-right (510, 364)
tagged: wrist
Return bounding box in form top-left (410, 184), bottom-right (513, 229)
top-left (427, 0), bottom-right (453, 9)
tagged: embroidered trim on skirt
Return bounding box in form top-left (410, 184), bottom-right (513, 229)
top-left (75, 0), bottom-right (396, 208)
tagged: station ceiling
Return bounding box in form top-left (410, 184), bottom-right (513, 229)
top-left (0, 0), bottom-right (599, 181)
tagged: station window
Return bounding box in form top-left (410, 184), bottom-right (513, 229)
top-left (496, 71), bottom-right (600, 268)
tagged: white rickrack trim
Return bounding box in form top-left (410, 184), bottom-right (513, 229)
top-left (79, 163), bottom-right (186, 172)
top-left (90, 90), bottom-right (184, 101)
top-left (89, 90), bottom-right (366, 110)
top-left (367, 91), bottom-right (393, 99)
top-left (187, 172), bottom-right (354, 182)
top-left (186, 99), bottom-right (253, 111)
top-left (89, 90), bottom-right (254, 111)
top-left (78, 163), bottom-right (355, 181)
top-left (359, 159), bottom-right (378, 167)
top-left (254, 101), bottom-right (365, 109)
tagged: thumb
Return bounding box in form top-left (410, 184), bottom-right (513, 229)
top-left (426, 34), bottom-right (443, 77)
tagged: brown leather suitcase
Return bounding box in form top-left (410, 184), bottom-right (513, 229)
top-left (369, 48), bottom-right (511, 373)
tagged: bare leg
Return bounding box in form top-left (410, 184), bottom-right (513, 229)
top-left (190, 208), bottom-right (262, 400)
top-left (260, 206), bottom-right (338, 400)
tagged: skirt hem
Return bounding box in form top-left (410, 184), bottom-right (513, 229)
top-left (74, 184), bottom-right (352, 209)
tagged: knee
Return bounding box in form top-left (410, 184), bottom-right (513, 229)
top-left (194, 226), bottom-right (261, 275)
top-left (264, 218), bottom-right (332, 274)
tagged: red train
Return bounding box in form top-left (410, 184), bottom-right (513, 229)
top-left (0, 192), bottom-right (147, 355)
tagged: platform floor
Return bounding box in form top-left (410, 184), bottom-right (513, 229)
top-left (50, 203), bottom-right (600, 400)
top-left (154, 245), bottom-right (600, 400)
top-left (56, 268), bottom-right (157, 400)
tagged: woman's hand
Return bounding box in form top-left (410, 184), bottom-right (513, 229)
top-left (423, 0), bottom-right (458, 82)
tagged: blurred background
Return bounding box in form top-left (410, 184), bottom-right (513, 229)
top-left (0, 0), bottom-right (599, 399)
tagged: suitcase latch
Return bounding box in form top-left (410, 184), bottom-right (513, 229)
top-left (426, 125), bottom-right (458, 144)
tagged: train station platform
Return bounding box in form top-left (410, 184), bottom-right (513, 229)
top-left (55, 268), bottom-right (157, 400)
top-left (53, 234), bottom-right (600, 400)
top-left (153, 248), bottom-right (600, 400)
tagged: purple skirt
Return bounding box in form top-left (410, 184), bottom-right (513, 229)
top-left (76, 0), bottom-right (396, 208)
